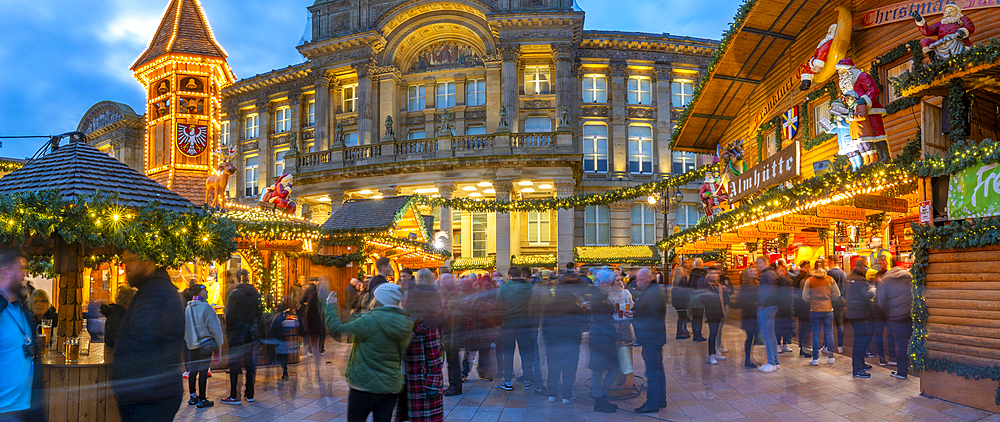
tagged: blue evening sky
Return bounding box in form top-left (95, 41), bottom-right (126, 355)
top-left (0, 0), bottom-right (740, 159)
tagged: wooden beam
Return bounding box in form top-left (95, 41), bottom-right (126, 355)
top-left (714, 74), bottom-right (761, 84)
top-left (740, 26), bottom-right (796, 41)
top-left (691, 113), bottom-right (734, 121)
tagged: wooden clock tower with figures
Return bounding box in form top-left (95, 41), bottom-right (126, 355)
top-left (131, 0), bottom-right (235, 204)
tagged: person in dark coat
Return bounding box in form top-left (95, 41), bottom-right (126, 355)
top-left (700, 266), bottom-right (728, 365)
top-left (845, 257), bottom-right (875, 378)
top-left (542, 274), bottom-right (587, 404)
top-left (101, 286), bottom-right (137, 362)
top-left (297, 278), bottom-right (326, 360)
top-left (671, 261), bottom-right (691, 339)
top-left (631, 268), bottom-right (666, 413)
top-left (396, 269), bottom-right (445, 422)
top-left (344, 278), bottom-right (361, 318)
top-left (756, 257), bottom-right (781, 372)
top-left (826, 256), bottom-right (848, 353)
top-left (221, 270), bottom-right (262, 404)
top-left (775, 264), bottom-right (795, 353)
top-left (871, 270), bottom-right (895, 366)
top-left (688, 260), bottom-right (708, 342)
top-left (362, 257), bottom-right (393, 311)
top-left (466, 278), bottom-right (500, 381)
top-left (877, 266), bottom-right (913, 379)
top-left (791, 261), bottom-right (813, 357)
top-left (112, 251), bottom-right (186, 422)
top-left (737, 266), bottom-right (760, 368)
top-left (0, 249), bottom-right (46, 422)
top-left (586, 271), bottom-right (620, 414)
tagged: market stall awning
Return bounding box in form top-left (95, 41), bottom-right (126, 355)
top-left (323, 196), bottom-right (447, 265)
top-left (323, 196), bottom-right (425, 234)
top-left (574, 245), bottom-right (661, 265)
top-left (899, 41), bottom-right (1000, 97)
top-left (672, 0), bottom-right (826, 152)
top-left (0, 138), bottom-right (194, 211)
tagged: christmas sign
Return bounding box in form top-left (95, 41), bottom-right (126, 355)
top-left (947, 161), bottom-right (1000, 219)
top-left (782, 107), bottom-right (799, 140)
top-left (177, 123), bottom-right (209, 157)
top-left (783, 215), bottom-right (831, 227)
top-left (857, 0), bottom-right (995, 28)
top-left (854, 194), bottom-right (909, 213)
top-left (817, 205), bottom-right (867, 220)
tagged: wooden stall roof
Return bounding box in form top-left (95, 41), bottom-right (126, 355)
top-left (323, 196), bottom-right (425, 235)
top-left (0, 139), bottom-right (195, 212)
top-left (672, 0), bottom-right (827, 152)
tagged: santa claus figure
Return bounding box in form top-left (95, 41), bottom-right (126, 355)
top-left (798, 23), bottom-right (837, 91)
top-left (836, 58), bottom-right (889, 166)
top-left (260, 174), bottom-right (297, 214)
top-left (699, 171), bottom-right (728, 218)
top-left (912, 5), bottom-right (976, 62)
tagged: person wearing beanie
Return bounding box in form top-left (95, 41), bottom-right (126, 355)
top-left (845, 257), bottom-right (875, 378)
top-left (320, 282), bottom-right (413, 422)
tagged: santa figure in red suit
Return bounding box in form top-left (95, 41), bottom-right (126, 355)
top-left (699, 170), bottom-right (728, 218)
top-left (835, 58), bottom-right (889, 166)
top-left (798, 23), bottom-right (837, 91)
top-left (260, 174), bottom-right (297, 214)
top-left (912, 5), bottom-right (975, 62)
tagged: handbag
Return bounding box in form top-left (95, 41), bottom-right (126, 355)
top-left (189, 305), bottom-right (219, 353)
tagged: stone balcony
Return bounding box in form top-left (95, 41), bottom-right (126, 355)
top-left (291, 129), bottom-right (578, 178)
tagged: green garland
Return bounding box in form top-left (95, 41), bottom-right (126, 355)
top-left (0, 190), bottom-right (237, 268)
top-left (511, 254), bottom-right (557, 267)
top-left (683, 249), bottom-right (726, 263)
top-left (871, 40), bottom-right (923, 94)
top-left (413, 163), bottom-right (716, 212)
top-left (895, 129), bottom-right (923, 168)
top-left (311, 252), bottom-right (367, 268)
top-left (865, 212), bottom-right (887, 234)
top-left (669, 0), bottom-right (758, 148)
top-left (910, 218), bottom-right (1000, 404)
top-left (450, 256), bottom-right (496, 271)
top-left (910, 137), bottom-right (1000, 177)
top-left (0, 160), bottom-right (24, 173)
top-left (947, 78), bottom-right (969, 142)
top-left (885, 96), bottom-right (922, 115)
top-left (657, 161), bottom-right (915, 250)
top-left (892, 39), bottom-right (1000, 94)
top-left (744, 240), bottom-right (758, 254)
top-left (775, 233), bottom-right (789, 249)
top-left (574, 245), bottom-right (661, 265)
top-left (802, 133), bottom-right (836, 151)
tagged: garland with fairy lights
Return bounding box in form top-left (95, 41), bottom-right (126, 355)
top-left (574, 246), bottom-right (661, 265)
top-left (947, 78), bottom-right (969, 143)
top-left (450, 256), bottom-right (496, 271)
top-left (910, 137), bottom-right (1000, 177)
top-left (0, 190), bottom-right (237, 267)
top-left (871, 40), bottom-right (924, 94)
top-left (0, 160), bottom-right (24, 173)
top-left (670, 0), bottom-right (757, 148)
top-left (910, 218), bottom-right (1000, 405)
top-left (413, 164), bottom-right (716, 212)
top-left (511, 254), bottom-right (557, 267)
top-left (891, 38), bottom-right (1000, 94)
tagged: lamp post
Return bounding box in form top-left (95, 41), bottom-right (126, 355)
top-left (648, 186), bottom-right (685, 242)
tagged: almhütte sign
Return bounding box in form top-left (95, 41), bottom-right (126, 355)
top-left (728, 141), bottom-right (801, 203)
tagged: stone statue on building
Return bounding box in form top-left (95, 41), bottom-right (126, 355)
top-left (385, 115), bottom-right (394, 137)
top-left (558, 105), bottom-right (571, 128)
top-left (334, 122), bottom-right (345, 146)
top-left (437, 110), bottom-right (452, 136)
top-left (912, 5), bottom-right (976, 62)
top-left (498, 106), bottom-right (509, 130)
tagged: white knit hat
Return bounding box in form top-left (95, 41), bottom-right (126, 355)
top-left (374, 283), bottom-right (403, 307)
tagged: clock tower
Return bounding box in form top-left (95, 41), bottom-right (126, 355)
top-left (131, 0), bottom-right (235, 203)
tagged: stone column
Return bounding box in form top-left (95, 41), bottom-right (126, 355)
top-left (654, 64), bottom-right (673, 175)
top-left (609, 62), bottom-right (628, 177)
top-left (310, 203), bottom-right (333, 225)
top-left (493, 180), bottom-right (514, 275)
top-left (313, 73), bottom-right (331, 150)
top-left (554, 180), bottom-right (576, 268)
top-left (484, 54), bottom-right (503, 131)
top-left (553, 43), bottom-right (574, 130)
top-left (289, 91), bottom-right (302, 153)
top-left (354, 62), bottom-right (374, 145)
top-left (435, 182), bottom-right (455, 262)
top-left (609, 199), bottom-right (632, 246)
top-left (327, 190), bottom-right (345, 215)
top-left (378, 67), bottom-right (401, 142)
top-left (500, 44), bottom-right (521, 133)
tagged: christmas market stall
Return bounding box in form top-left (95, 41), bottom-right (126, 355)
top-left (664, 0), bottom-right (1000, 412)
top-left (0, 135), bottom-right (237, 422)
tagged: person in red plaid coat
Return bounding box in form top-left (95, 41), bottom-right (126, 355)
top-left (396, 269), bottom-right (445, 422)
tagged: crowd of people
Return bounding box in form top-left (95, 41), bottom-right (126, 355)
top-left (0, 245), bottom-right (916, 422)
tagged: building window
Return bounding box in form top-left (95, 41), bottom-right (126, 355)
top-left (524, 116), bottom-right (551, 133)
top-left (524, 65), bottom-right (550, 95)
top-left (676, 204), bottom-right (702, 229)
top-left (672, 79), bottom-right (694, 108)
top-left (343, 84), bottom-right (358, 113)
top-left (472, 212), bottom-right (488, 257)
top-left (407, 130), bottom-right (426, 140)
top-left (345, 131), bottom-right (358, 147)
top-left (672, 151), bottom-right (696, 174)
top-left (466, 79), bottom-right (486, 106)
top-left (273, 148), bottom-right (289, 176)
top-left (244, 113), bottom-right (259, 139)
top-left (465, 125), bottom-right (487, 135)
top-left (307, 100), bottom-right (315, 127)
top-left (527, 211), bottom-right (550, 246)
top-left (631, 203), bottom-right (656, 245)
top-left (885, 61), bottom-right (912, 103)
top-left (582, 74), bottom-right (607, 103)
top-left (408, 85), bottom-right (426, 111)
top-left (436, 81), bottom-right (456, 109)
top-left (274, 106), bottom-right (291, 133)
top-left (244, 155), bottom-right (259, 197)
top-left (628, 125), bottom-right (653, 174)
top-left (584, 205), bottom-right (610, 246)
top-left (765, 131), bottom-right (777, 158)
top-left (583, 123), bottom-right (608, 173)
top-left (627, 76), bottom-right (652, 105)
top-left (220, 121), bottom-right (230, 145)
top-left (813, 100), bottom-right (831, 137)
top-left (306, 142), bottom-right (315, 153)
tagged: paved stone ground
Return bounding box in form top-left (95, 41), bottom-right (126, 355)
top-left (175, 311), bottom-right (1000, 422)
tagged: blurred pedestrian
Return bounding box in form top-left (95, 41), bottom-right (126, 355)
top-left (466, 277), bottom-right (499, 381)
top-left (631, 268), bottom-right (666, 413)
top-left (221, 270), bottom-right (262, 404)
top-left (263, 299), bottom-right (294, 381)
top-left (826, 256), bottom-right (847, 354)
top-left (297, 277), bottom-right (327, 359)
top-left (737, 266), bottom-right (760, 368)
top-left (701, 267), bottom-right (728, 365)
top-left (345, 278), bottom-right (361, 318)
top-left (396, 269), bottom-right (444, 422)
top-left (792, 261), bottom-right (813, 357)
top-left (688, 259), bottom-right (708, 342)
top-left (587, 270), bottom-right (620, 413)
top-left (184, 284), bottom-right (224, 408)
top-left (803, 270), bottom-right (840, 366)
top-left (102, 286), bottom-right (137, 362)
top-left (112, 251), bottom-right (185, 422)
top-left (363, 258), bottom-right (393, 311)
top-left (671, 260), bottom-right (691, 339)
top-left (713, 264), bottom-right (733, 354)
top-left (775, 264), bottom-right (795, 353)
top-left (496, 267), bottom-right (537, 391)
top-left (756, 257), bottom-right (780, 372)
top-left (846, 257), bottom-right (875, 378)
top-left (877, 265), bottom-right (913, 379)
top-left (321, 283), bottom-right (413, 422)
top-left (542, 273), bottom-right (586, 404)
top-left (871, 270), bottom-right (896, 367)
top-left (398, 268), bottom-right (415, 294)
top-left (0, 249), bottom-right (46, 421)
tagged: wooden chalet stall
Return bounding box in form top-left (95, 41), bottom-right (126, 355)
top-left (321, 196), bottom-right (449, 304)
top-left (665, 0), bottom-right (1000, 412)
top-left (0, 137), bottom-right (236, 422)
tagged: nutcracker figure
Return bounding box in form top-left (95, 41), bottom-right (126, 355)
top-left (912, 5), bottom-right (975, 62)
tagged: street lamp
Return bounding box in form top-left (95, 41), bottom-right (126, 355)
top-left (648, 186), bottom-right (686, 241)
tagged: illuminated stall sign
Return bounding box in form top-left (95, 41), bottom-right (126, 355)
top-left (947, 161), bottom-right (1000, 219)
top-left (783, 215), bottom-right (831, 227)
top-left (237, 239), bottom-right (303, 252)
top-left (854, 194), bottom-right (908, 213)
top-left (817, 205), bottom-right (867, 220)
top-left (728, 141), bottom-right (801, 202)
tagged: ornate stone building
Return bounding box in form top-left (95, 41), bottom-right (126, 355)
top-left (76, 101), bottom-right (145, 172)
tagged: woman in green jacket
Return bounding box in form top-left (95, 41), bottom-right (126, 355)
top-left (321, 282), bottom-right (413, 422)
